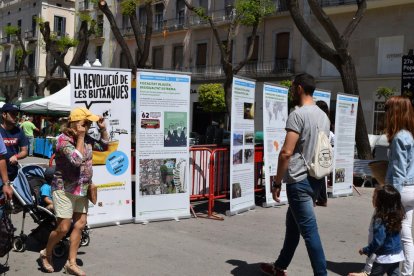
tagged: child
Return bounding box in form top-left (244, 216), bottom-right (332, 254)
top-left (353, 185), bottom-right (405, 276)
top-left (39, 167), bottom-right (55, 211)
top-left (39, 182), bottom-right (53, 211)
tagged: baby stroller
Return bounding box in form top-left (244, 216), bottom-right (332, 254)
top-left (10, 164), bottom-right (90, 257)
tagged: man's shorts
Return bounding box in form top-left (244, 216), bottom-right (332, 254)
top-left (53, 190), bottom-right (88, 219)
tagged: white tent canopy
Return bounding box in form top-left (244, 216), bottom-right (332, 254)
top-left (20, 85), bottom-right (70, 112)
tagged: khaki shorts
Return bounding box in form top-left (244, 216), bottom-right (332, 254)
top-left (53, 190), bottom-right (89, 219)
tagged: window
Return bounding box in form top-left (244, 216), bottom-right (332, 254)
top-left (122, 14), bottom-right (129, 29)
top-left (31, 15), bottom-right (37, 35)
top-left (196, 43), bottom-right (207, 68)
top-left (176, 0), bottom-right (185, 26)
top-left (152, 46), bottom-right (164, 69)
top-left (173, 45), bottom-right (183, 70)
top-left (17, 20), bottom-right (22, 34)
top-left (97, 15), bottom-right (103, 37)
top-left (199, 0), bottom-right (208, 12)
top-left (224, 0), bottom-right (234, 18)
top-left (5, 55), bottom-right (10, 71)
top-left (28, 52), bottom-right (35, 71)
top-left (246, 36), bottom-right (259, 62)
top-left (155, 3), bottom-right (164, 31)
top-left (138, 6), bottom-right (147, 28)
top-left (275, 32), bottom-right (290, 72)
top-left (120, 52), bottom-right (128, 68)
top-left (373, 102), bottom-right (386, 135)
top-left (6, 23), bottom-right (11, 43)
top-left (54, 16), bottom-right (66, 37)
top-left (96, 46), bottom-right (102, 62)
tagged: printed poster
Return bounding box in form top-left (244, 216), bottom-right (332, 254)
top-left (332, 93), bottom-right (358, 197)
top-left (135, 70), bottom-right (191, 222)
top-left (313, 89), bottom-right (331, 108)
top-left (70, 66), bottom-right (132, 227)
top-left (228, 76), bottom-right (256, 215)
top-left (262, 83), bottom-right (288, 207)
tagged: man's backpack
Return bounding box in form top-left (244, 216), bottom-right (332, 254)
top-left (306, 129), bottom-right (334, 179)
top-left (0, 212), bottom-right (14, 257)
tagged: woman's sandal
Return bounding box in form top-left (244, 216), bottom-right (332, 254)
top-left (39, 249), bottom-right (54, 273)
top-left (64, 261), bottom-right (86, 276)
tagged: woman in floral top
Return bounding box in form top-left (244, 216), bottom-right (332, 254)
top-left (40, 107), bottom-right (108, 275)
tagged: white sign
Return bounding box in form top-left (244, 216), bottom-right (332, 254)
top-left (332, 93), bottom-right (358, 197)
top-left (135, 70), bottom-right (191, 222)
top-left (228, 76), bottom-right (256, 215)
top-left (313, 89), bottom-right (331, 108)
top-left (262, 83), bottom-right (288, 207)
top-left (70, 67), bottom-right (133, 227)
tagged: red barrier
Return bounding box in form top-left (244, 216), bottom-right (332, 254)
top-left (189, 145), bottom-right (263, 219)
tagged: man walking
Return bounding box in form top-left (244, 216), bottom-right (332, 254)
top-left (260, 73), bottom-right (330, 276)
top-left (0, 103), bottom-right (29, 181)
top-left (20, 116), bottom-right (39, 156)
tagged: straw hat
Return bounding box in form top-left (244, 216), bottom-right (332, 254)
top-left (368, 160), bottom-right (388, 186)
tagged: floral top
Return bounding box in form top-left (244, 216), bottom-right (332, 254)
top-left (52, 133), bottom-right (108, 196)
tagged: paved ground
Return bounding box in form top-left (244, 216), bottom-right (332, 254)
top-left (0, 157), bottom-right (400, 275)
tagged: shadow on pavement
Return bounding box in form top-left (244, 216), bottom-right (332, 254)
top-left (227, 259), bottom-right (262, 276)
top-left (326, 260), bottom-right (365, 275)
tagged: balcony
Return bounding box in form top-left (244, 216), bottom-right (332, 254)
top-left (0, 35), bottom-right (17, 46)
top-left (79, 0), bottom-right (94, 11)
top-left (167, 59), bottom-right (295, 81)
top-left (319, 0), bottom-right (357, 7)
top-left (25, 30), bottom-right (37, 41)
top-left (51, 31), bottom-right (69, 39)
top-left (0, 70), bottom-right (17, 78)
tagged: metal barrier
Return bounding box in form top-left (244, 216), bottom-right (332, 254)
top-left (189, 145), bottom-right (264, 219)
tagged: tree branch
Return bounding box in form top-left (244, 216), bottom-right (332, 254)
top-left (233, 23), bottom-right (258, 73)
top-left (287, 0), bottom-right (338, 66)
top-left (98, 0), bottom-right (136, 72)
top-left (70, 20), bottom-right (89, 66)
top-left (341, 0), bottom-right (367, 43)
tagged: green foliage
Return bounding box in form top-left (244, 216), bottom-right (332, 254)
top-left (376, 86), bottom-right (396, 100)
top-left (194, 7), bottom-right (208, 20)
top-left (78, 12), bottom-right (93, 22)
top-left (280, 79), bottom-right (293, 102)
top-left (120, 0), bottom-right (139, 15)
top-left (198, 83), bottom-right (226, 112)
top-left (4, 25), bottom-right (20, 35)
top-left (235, 0), bottom-right (275, 26)
top-left (53, 35), bottom-right (79, 52)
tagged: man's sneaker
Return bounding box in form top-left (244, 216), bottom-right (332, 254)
top-left (259, 263), bottom-right (287, 276)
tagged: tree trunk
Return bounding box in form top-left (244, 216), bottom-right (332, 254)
top-left (70, 20), bottom-right (89, 66)
top-left (337, 57), bottom-right (372, 159)
top-left (224, 74), bottom-right (233, 117)
top-left (98, 0), bottom-right (136, 72)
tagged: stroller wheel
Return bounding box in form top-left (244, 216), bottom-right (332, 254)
top-left (53, 240), bottom-right (69, 258)
top-left (12, 237), bottom-right (26, 252)
top-left (80, 233), bottom-right (90, 247)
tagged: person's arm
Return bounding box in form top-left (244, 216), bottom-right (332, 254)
top-left (42, 196), bottom-right (53, 206)
top-left (272, 130), bottom-right (299, 202)
top-left (58, 135), bottom-right (84, 167)
top-left (9, 146), bottom-right (28, 165)
top-left (361, 221), bottom-right (386, 256)
top-left (32, 122), bottom-right (40, 133)
top-left (387, 134), bottom-right (408, 191)
top-left (0, 155), bottom-right (11, 199)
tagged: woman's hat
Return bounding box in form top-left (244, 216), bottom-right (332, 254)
top-left (69, 107), bottom-right (99, 122)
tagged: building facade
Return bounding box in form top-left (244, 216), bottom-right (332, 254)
top-left (0, 0), bottom-right (76, 99)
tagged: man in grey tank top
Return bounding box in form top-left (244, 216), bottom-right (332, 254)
top-left (260, 73), bottom-right (330, 276)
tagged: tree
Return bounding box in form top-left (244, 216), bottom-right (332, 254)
top-left (97, 0), bottom-right (154, 72)
top-left (1, 15), bottom-right (94, 100)
top-left (198, 83), bottom-right (226, 112)
top-left (287, 0), bottom-right (372, 159)
top-left (376, 86), bottom-right (396, 101)
top-left (184, 0), bottom-right (275, 115)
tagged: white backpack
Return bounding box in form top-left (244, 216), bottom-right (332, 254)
top-left (305, 129), bottom-right (334, 179)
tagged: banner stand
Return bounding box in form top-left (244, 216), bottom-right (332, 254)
top-left (226, 205), bottom-right (255, 216)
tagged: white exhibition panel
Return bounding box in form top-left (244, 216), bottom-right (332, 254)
top-left (229, 76), bottom-right (256, 215)
top-left (332, 93), bottom-right (359, 197)
top-left (262, 83), bottom-right (288, 207)
top-left (135, 70), bottom-right (191, 222)
top-left (70, 66), bottom-right (133, 227)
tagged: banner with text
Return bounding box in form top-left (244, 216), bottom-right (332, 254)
top-left (135, 70), bottom-right (191, 222)
top-left (70, 67), bottom-right (132, 227)
top-left (262, 84), bottom-right (288, 207)
top-left (332, 93), bottom-right (358, 197)
top-left (313, 89), bottom-right (331, 108)
top-left (229, 76), bottom-right (256, 215)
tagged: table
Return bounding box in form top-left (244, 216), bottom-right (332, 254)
top-left (34, 137), bottom-right (54, 158)
top-left (353, 159), bottom-right (374, 187)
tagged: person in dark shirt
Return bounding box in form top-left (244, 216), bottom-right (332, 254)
top-left (0, 103), bottom-right (28, 181)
